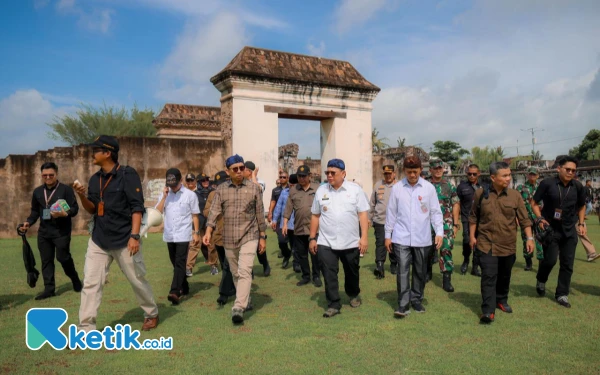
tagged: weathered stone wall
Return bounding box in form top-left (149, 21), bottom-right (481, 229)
top-left (0, 137), bottom-right (224, 238)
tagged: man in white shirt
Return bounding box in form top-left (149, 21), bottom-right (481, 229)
top-left (155, 168), bottom-right (201, 305)
top-left (309, 159), bottom-right (370, 318)
top-left (385, 156), bottom-right (443, 317)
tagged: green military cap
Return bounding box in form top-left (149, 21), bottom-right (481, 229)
top-left (527, 166), bottom-right (539, 175)
top-left (429, 158), bottom-right (444, 168)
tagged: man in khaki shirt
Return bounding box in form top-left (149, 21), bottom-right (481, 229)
top-left (469, 161), bottom-right (534, 324)
top-left (283, 165), bottom-right (322, 287)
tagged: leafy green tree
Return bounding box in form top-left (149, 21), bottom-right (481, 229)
top-left (470, 146), bottom-right (506, 172)
top-left (430, 140), bottom-right (469, 170)
top-left (372, 128), bottom-right (390, 153)
top-left (397, 137), bottom-right (406, 148)
top-left (48, 103), bottom-right (156, 145)
top-left (569, 129), bottom-right (600, 160)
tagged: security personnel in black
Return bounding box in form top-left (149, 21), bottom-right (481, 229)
top-left (20, 162), bottom-right (82, 300)
top-left (456, 163), bottom-right (482, 276)
top-left (196, 173), bottom-right (215, 263)
top-left (532, 156), bottom-right (587, 308)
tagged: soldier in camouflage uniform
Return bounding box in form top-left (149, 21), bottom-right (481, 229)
top-left (516, 166), bottom-right (543, 270)
top-left (427, 159), bottom-right (461, 292)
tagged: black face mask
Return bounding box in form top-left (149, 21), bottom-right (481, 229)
top-left (166, 174), bottom-right (179, 188)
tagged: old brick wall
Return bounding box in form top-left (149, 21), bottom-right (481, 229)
top-left (0, 137), bottom-right (225, 238)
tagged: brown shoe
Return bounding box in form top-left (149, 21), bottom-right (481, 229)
top-left (142, 316), bottom-right (159, 331)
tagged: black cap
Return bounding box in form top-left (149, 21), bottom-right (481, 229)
top-left (185, 173), bottom-right (196, 181)
top-left (198, 173), bottom-right (209, 182)
top-left (296, 165), bottom-right (310, 175)
top-left (289, 174), bottom-right (298, 184)
top-left (214, 171), bottom-right (228, 186)
top-left (166, 168), bottom-right (182, 187)
top-left (244, 161), bottom-right (256, 171)
top-left (88, 135), bottom-right (119, 153)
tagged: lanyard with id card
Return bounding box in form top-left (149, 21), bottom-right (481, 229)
top-left (98, 165), bottom-right (120, 217)
top-left (554, 184), bottom-right (571, 221)
top-left (42, 183), bottom-right (60, 220)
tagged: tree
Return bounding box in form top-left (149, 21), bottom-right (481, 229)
top-left (47, 103), bottom-right (156, 145)
top-left (397, 137), bottom-right (406, 148)
top-left (372, 128), bottom-right (390, 153)
top-left (569, 129), bottom-right (600, 160)
top-left (470, 146), bottom-right (506, 172)
top-left (531, 150), bottom-right (544, 161)
top-left (430, 140), bottom-right (469, 170)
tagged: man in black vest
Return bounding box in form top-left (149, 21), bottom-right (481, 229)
top-left (19, 162), bottom-right (81, 300)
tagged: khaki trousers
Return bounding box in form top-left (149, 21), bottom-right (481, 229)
top-left (579, 233), bottom-right (597, 256)
top-left (186, 228), bottom-right (218, 269)
top-left (79, 238), bottom-right (158, 332)
top-left (225, 239), bottom-right (258, 311)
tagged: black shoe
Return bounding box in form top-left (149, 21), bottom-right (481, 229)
top-left (471, 266), bottom-right (481, 277)
top-left (411, 302), bottom-right (426, 313)
top-left (217, 295), bottom-right (228, 306)
top-left (524, 257), bottom-right (533, 271)
top-left (390, 263), bottom-right (398, 275)
top-left (263, 264), bottom-right (271, 277)
top-left (72, 278), bottom-right (82, 292)
top-left (293, 264), bottom-right (301, 273)
top-left (35, 291), bottom-right (56, 300)
top-left (313, 278), bottom-right (322, 287)
top-left (374, 261), bottom-right (385, 279)
top-left (277, 252), bottom-right (284, 259)
top-left (556, 296), bottom-right (571, 308)
top-left (167, 293), bottom-right (180, 305)
top-left (480, 313), bottom-right (495, 324)
top-left (282, 258), bottom-right (290, 269)
top-left (232, 308), bottom-right (244, 324)
top-left (442, 272), bottom-right (454, 293)
top-left (497, 302), bottom-right (513, 313)
top-left (536, 280), bottom-right (546, 297)
top-left (296, 279), bottom-right (310, 286)
top-left (460, 262), bottom-right (468, 275)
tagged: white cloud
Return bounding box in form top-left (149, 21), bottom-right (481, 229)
top-left (307, 41), bottom-right (326, 56)
top-left (34, 0), bottom-right (50, 9)
top-left (333, 0), bottom-right (390, 34)
top-left (0, 89), bottom-right (76, 157)
top-left (51, 0), bottom-right (113, 34)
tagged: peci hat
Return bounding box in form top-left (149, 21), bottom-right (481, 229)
top-left (225, 154), bottom-right (244, 168)
top-left (382, 165), bottom-right (395, 173)
top-left (429, 158), bottom-right (444, 168)
top-left (327, 159), bottom-right (345, 170)
top-left (214, 171), bottom-right (228, 186)
top-left (244, 161), bottom-right (256, 171)
top-left (185, 173), bottom-right (196, 181)
top-left (296, 165), bottom-right (310, 175)
top-left (527, 166), bottom-right (539, 175)
top-left (88, 135), bottom-right (119, 153)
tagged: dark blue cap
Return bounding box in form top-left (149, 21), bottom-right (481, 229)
top-left (226, 154), bottom-right (244, 168)
top-left (327, 158), bottom-right (345, 170)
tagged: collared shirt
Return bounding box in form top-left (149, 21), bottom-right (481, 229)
top-left (311, 180), bottom-right (369, 250)
top-left (206, 178), bottom-right (266, 248)
top-left (27, 182), bottom-right (80, 238)
top-left (284, 183), bottom-right (319, 235)
top-left (204, 190), bottom-right (223, 246)
top-left (533, 177), bottom-right (586, 234)
top-left (469, 187), bottom-right (532, 256)
top-left (272, 187), bottom-right (294, 230)
top-left (385, 177), bottom-right (443, 247)
top-left (270, 186), bottom-right (283, 205)
top-left (87, 164), bottom-right (145, 250)
top-left (155, 186), bottom-right (199, 243)
top-left (457, 180), bottom-right (481, 223)
top-left (369, 179), bottom-right (397, 224)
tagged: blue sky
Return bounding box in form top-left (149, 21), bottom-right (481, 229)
top-left (1, 0), bottom-right (599, 159)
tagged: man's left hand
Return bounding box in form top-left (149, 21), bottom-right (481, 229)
top-left (358, 238), bottom-right (368, 255)
top-left (192, 233), bottom-right (200, 246)
top-left (128, 237), bottom-right (140, 256)
top-left (526, 239), bottom-right (534, 254)
top-left (258, 238), bottom-right (266, 254)
top-left (50, 210), bottom-right (68, 218)
top-left (577, 224), bottom-right (587, 237)
top-left (435, 235), bottom-right (443, 250)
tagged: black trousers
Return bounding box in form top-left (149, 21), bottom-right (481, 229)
top-left (216, 244), bottom-right (236, 297)
top-left (37, 235), bottom-right (79, 292)
top-left (373, 223), bottom-right (397, 264)
top-left (167, 242), bottom-right (190, 296)
top-left (318, 245), bottom-right (361, 310)
top-left (478, 249), bottom-right (516, 314)
top-left (257, 245), bottom-right (269, 266)
top-left (462, 221), bottom-right (481, 264)
top-left (295, 235), bottom-right (321, 281)
top-left (276, 227), bottom-right (293, 259)
top-left (536, 231), bottom-right (578, 298)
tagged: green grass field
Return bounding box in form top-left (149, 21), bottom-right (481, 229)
top-left (1, 220), bottom-right (600, 374)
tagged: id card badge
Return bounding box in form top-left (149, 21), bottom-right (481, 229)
top-left (42, 208), bottom-right (51, 220)
top-left (97, 201), bottom-right (105, 217)
top-left (420, 202), bottom-right (428, 213)
top-left (553, 208), bottom-right (562, 221)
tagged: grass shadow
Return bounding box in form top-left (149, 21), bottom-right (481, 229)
top-left (510, 283), bottom-right (540, 298)
top-left (55, 282), bottom-right (74, 297)
top-left (310, 290), bottom-right (329, 310)
top-left (245, 292), bottom-right (273, 320)
top-left (186, 281), bottom-right (212, 299)
top-left (376, 290), bottom-right (397, 310)
top-left (107, 302), bottom-right (178, 328)
top-left (447, 291), bottom-right (481, 317)
top-left (0, 294), bottom-right (30, 311)
top-left (571, 282), bottom-right (600, 296)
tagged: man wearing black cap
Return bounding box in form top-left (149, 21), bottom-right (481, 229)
top-left (155, 168), bottom-right (201, 305)
top-left (73, 135), bottom-right (159, 331)
top-left (369, 164), bottom-right (398, 279)
top-left (19, 161), bottom-right (82, 300)
top-left (243, 161), bottom-right (271, 276)
top-left (186, 172), bottom-right (218, 277)
top-left (284, 165), bottom-right (322, 287)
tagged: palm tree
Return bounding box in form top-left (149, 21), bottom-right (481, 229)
top-left (531, 150), bottom-right (544, 161)
top-left (397, 137), bottom-right (406, 148)
top-left (372, 128), bottom-right (390, 153)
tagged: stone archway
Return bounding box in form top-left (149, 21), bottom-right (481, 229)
top-left (210, 47), bottom-right (380, 208)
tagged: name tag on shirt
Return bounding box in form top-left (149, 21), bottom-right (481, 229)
top-left (554, 209), bottom-right (562, 220)
top-left (42, 209), bottom-right (51, 220)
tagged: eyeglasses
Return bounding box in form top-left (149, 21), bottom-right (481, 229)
top-left (279, 176), bottom-right (288, 179)
top-left (230, 166), bottom-right (246, 173)
top-left (42, 174), bottom-right (55, 178)
top-left (325, 171), bottom-right (337, 176)
top-left (563, 167), bottom-right (576, 174)
top-left (467, 173), bottom-right (479, 176)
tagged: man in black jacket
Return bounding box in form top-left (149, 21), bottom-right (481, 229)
top-left (19, 162), bottom-right (81, 300)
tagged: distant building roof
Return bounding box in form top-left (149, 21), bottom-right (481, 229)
top-left (153, 104), bottom-right (221, 139)
top-left (210, 46), bottom-right (380, 93)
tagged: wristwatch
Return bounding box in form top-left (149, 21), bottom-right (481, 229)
top-left (578, 222), bottom-right (585, 226)
top-left (309, 237), bottom-right (318, 242)
top-left (259, 235), bottom-right (267, 240)
top-left (526, 237), bottom-right (534, 241)
top-left (130, 234), bottom-right (141, 241)
top-left (194, 230), bottom-right (201, 235)
top-left (453, 224), bottom-right (460, 227)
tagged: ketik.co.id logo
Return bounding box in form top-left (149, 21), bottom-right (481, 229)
top-left (26, 308), bottom-right (173, 350)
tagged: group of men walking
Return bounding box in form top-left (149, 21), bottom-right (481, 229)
top-left (19, 134), bottom-right (594, 328)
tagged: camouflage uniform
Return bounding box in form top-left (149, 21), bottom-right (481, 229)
top-left (429, 179), bottom-right (460, 273)
top-left (516, 179), bottom-right (543, 260)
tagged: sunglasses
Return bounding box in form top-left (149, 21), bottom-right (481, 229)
top-left (563, 167), bottom-right (576, 174)
top-left (230, 166), bottom-right (246, 173)
top-left (325, 171), bottom-right (338, 176)
top-left (467, 173), bottom-right (479, 176)
top-left (279, 176), bottom-right (288, 179)
top-left (186, 179), bottom-right (195, 182)
top-left (42, 174), bottom-right (55, 178)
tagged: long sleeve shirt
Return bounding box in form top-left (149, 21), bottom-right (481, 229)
top-left (27, 182), bottom-right (79, 238)
top-left (272, 187), bottom-right (294, 230)
top-left (385, 177), bottom-right (443, 247)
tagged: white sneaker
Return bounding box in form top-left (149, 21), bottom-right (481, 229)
top-left (186, 269), bottom-right (193, 277)
top-left (587, 253), bottom-right (600, 262)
